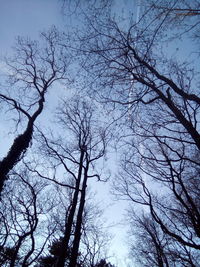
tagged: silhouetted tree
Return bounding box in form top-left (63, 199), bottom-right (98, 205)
top-left (36, 201), bottom-right (111, 267)
top-left (31, 97), bottom-right (109, 267)
top-left (0, 27), bottom-right (71, 196)
top-left (79, 203), bottom-right (111, 267)
top-left (0, 168), bottom-right (56, 266)
top-left (72, 0), bottom-right (200, 264)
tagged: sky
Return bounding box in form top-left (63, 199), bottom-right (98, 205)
top-left (0, 0), bottom-right (140, 266)
top-left (0, 0), bottom-right (63, 52)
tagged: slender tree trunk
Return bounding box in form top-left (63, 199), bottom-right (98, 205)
top-left (21, 234), bottom-right (35, 267)
top-left (55, 149), bottom-right (85, 267)
top-left (68, 161), bottom-right (88, 267)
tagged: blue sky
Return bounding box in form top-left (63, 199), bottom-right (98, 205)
top-left (0, 0), bottom-right (63, 55)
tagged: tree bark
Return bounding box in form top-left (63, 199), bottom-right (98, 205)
top-left (0, 94), bottom-right (45, 196)
top-left (0, 123), bottom-right (33, 194)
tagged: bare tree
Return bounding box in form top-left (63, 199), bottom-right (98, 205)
top-left (78, 16), bottom-right (200, 145)
top-left (114, 130), bottom-right (200, 264)
top-left (0, 167), bottom-right (57, 267)
top-left (69, 1), bottom-right (200, 265)
top-left (146, 0), bottom-right (200, 37)
top-left (36, 201), bottom-right (111, 267)
top-left (79, 203), bottom-right (111, 267)
top-left (127, 210), bottom-right (200, 267)
top-left (31, 97), bottom-right (109, 267)
top-left (129, 214), bottom-right (170, 267)
top-left (0, 27), bottom-right (71, 195)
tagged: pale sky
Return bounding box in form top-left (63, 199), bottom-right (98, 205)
top-left (0, 0), bottom-right (63, 54)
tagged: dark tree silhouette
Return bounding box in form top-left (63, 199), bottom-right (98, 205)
top-left (55, 98), bottom-right (108, 267)
top-left (32, 97), bottom-right (109, 267)
top-left (0, 27), bottom-right (70, 196)
top-left (127, 211), bottom-right (199, 267)
top-left (0, 168), bottom-right (56, 267)
top-left (72, 1), bottom-right (200, 265)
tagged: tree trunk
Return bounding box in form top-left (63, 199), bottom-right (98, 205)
top-left (55, 149), bottom-right (85, 267)
top-left (0, 94), bottom-right (45, 196)
top-left (68, 161), bottom-right (88, 267)
top-left (0, 123), bottom-right (33, 195)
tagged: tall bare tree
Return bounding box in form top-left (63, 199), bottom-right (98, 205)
top-left (0, 27), bottom-right (71, 195)
top-left (71, 0), bottom-right (200, 264)
top-left (32, 97), bottom-right (109, 267)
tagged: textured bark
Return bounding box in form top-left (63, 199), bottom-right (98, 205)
top-left (0, 123), bottom-right (33, 194)
top-left (0, 94), bottom-right (45, 196)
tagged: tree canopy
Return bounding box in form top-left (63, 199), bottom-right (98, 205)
top-left (0, 0), bottom-right (200, 266)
